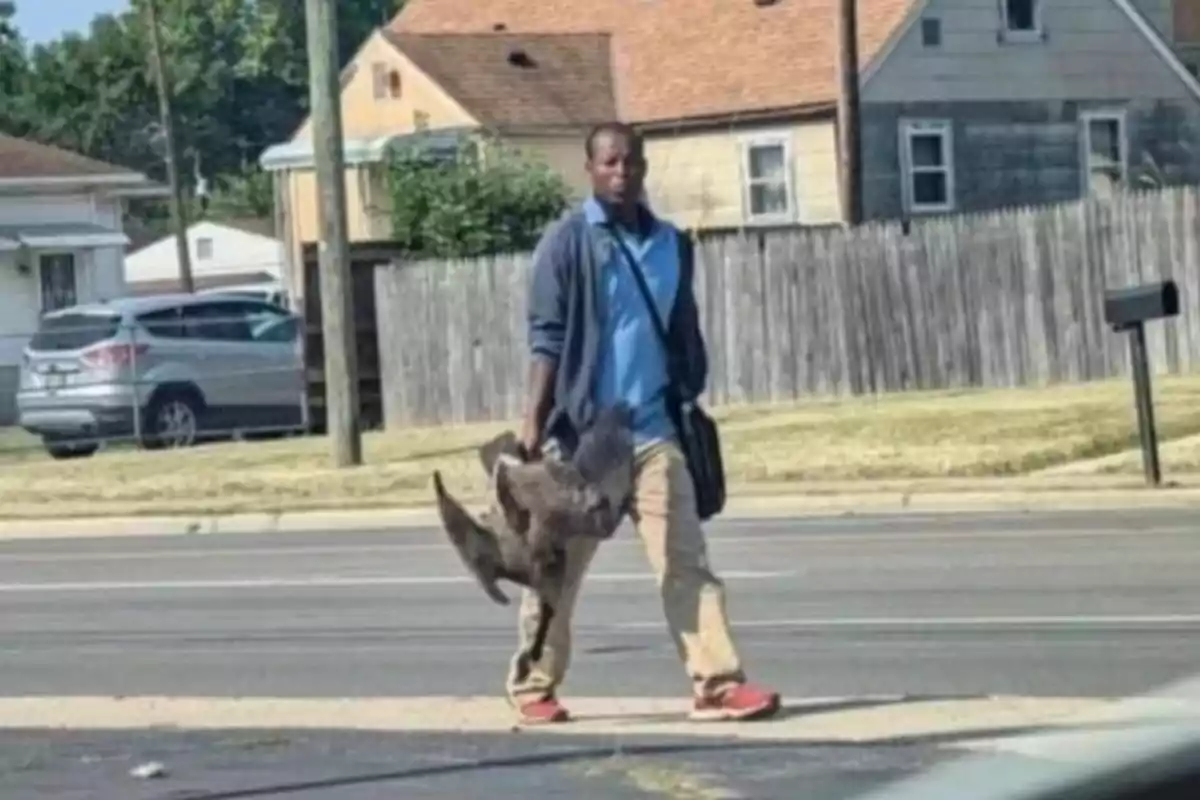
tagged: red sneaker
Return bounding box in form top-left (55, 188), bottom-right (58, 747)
top-left (690, 682), bottom-right (782, 722)
top-left (514, 695), bottom-right (571, 725)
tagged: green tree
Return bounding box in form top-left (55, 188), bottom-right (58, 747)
top-left (204, 165), bottom-right (275, 218)
top-left (4, 0), bottom-right (407, 224)
top-left (0, 5), bottom-right (33, 133)
top-left (383, 136), bottom-right (573, 259)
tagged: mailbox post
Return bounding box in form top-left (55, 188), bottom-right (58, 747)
top-left (1102, 280), bottom-right (1180, 487)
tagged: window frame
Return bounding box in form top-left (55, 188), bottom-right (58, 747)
top-left (136, 306), bottom-right (187, 340)
top-left (738, 134), bottom-right (797, 225)
top-left (921, 17), bottom-right (942, 48)
top-left (1001, 0), bottom-right (1043, 43)
top-left (371, 61), bottom-right (401, 100)
top-left (1079, 109), bottom-right (1129, 197)
top-left (899, 119), bottom-right (956, 216)
top-left (37, 251), bottom-right (78, 314)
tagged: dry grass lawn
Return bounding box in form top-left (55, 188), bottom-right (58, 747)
top-left (2, 374), bottom-right (1200, 518)
top-left (1083, 432), bottom-right (1200, 476)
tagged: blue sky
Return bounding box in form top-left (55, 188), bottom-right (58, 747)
top-left (15, 0), bottom-right (128, 44)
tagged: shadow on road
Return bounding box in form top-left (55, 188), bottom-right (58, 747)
top-left (168, 692), bottom-right (1108, 800)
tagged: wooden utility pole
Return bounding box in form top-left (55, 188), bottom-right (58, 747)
top-left (141, 0), bottom-right (194, 293)
top-left (836, 0), bottom-right (864, 226)
top-left (304, 0), bottom-right (362, 467)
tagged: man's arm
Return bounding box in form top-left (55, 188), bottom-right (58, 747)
top-left (522, 221), bottom-right (570, 454)
top-left (520, 357), bottom-right (557, 456)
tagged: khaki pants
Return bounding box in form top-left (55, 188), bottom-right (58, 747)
top-left (505, 439), bottom-right (747, 703)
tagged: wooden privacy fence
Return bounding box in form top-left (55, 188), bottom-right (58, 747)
top-left (374, 185), bottom-right (1200, 428)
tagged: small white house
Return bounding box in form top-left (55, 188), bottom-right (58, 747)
top-left (124, 218), bottom-right (286, 295)
top-left (0, 134), bottom-right (165, 424)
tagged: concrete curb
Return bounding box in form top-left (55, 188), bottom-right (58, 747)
top-left (0, 695), bottom-right (1110, 743)
top-left (0, 487), bottom-right (1197, 541)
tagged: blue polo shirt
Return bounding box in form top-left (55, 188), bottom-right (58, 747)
top-left (583, 196), bottom-right (679, 445)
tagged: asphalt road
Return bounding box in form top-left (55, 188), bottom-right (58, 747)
top-left (1, 508), bottom-right (1198, 700)
top-left (0, 728), bottom-right (959, 800)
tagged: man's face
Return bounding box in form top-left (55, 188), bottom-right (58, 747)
top-left (586, 130), bottom-right (647, 206)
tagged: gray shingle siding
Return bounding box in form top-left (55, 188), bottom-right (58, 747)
top-left (861, 98), bottom-right (1200, 221)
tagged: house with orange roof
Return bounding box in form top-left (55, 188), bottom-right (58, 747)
top-left (259, 28), bottom-right (618, 286)
top-left (260, 0), bottom-right (1200, 288)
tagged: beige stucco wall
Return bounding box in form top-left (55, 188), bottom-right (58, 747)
top-left (502, 135), bottom-right (592, 202)
top-left (281, 29), bottom-right (849, 276)
top-left (285, 166), bottom-right (390, 252)
top-left (282, 30), bottom-right (481, 276)
top-left (643, 119), bottom-right (843, 230)
top-left (280, 30), bottom-right (605, 281)
top-left (293, 31), bottom-right (477, 142)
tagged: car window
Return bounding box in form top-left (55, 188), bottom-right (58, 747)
top-left (240, 302), bottom-right (290, 338)
top-left (136, 307), bottom-right (186, 339)
top-left (207, 289), bottom-right (286, 309)
top-left (251, 315), bottom-right (299, 343)
top-left (181, 301), bottom-right (255, 342)
top-left (30, 313), bottom-right (122, 351)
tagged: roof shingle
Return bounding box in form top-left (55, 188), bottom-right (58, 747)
top-left (0, 134), bottom-right (142, 180)
top-left (382, 31), bottom-right (617, 128)
top-left (392, 0), bottom-right (918, 124)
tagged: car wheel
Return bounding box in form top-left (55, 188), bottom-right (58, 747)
top-left (142, 390), bottom-right (202, 449)
top-left (43, 437), bottom-right (100, 460)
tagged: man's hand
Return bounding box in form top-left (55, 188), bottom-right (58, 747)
top-left (519, 416), bottom-right (543, 461)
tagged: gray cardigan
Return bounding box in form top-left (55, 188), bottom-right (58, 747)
top-left (526, 206), bottom-right (709, 454)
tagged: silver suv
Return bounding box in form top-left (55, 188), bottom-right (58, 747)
top-left (17, 293), bottom-right (306, 459)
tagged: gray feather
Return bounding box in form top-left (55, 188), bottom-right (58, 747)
top-left (430, 404), bottom-right (638, 668)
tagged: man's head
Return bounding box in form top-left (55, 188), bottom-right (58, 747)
top-left (585, 121), bottom-right (647, 209)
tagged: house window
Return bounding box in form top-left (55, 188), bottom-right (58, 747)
top-left (1081, 111), bottom-right (1127, 199)
top-left (900, 119), bottom-right (955, 214)
top-left (196, 237), bottom-right (213, 260)
top-left (38, 253), bottom-right (77, 313)
top-left (921, 17), bottom-right (942, 47)
top-left (372, 62), bottom-right (401, 99)
top-left (741, 137), bottom-right (794, 222)
top-left (413, 110), bottom-right (430, 131)
top-left (1002, 0), bottom-right (1041, 40)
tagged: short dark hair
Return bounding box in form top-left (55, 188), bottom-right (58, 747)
top-left (585, 121), bottom-right (641, 158)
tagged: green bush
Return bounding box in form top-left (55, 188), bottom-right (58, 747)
top-left (383, 134), bottom-right (573, 259)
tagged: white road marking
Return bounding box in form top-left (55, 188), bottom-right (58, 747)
top-left (0, 526), bottom-right (1192, 564)
top-left (0, 569), bottom-right (795, 594)
top-left (614, 614), bottom-right (1200, 630)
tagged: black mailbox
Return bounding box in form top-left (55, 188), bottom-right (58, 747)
top-left (1103, 280), bottom-right (1179, 332)
top-left (1101, 278), bottom-right (1183, 488)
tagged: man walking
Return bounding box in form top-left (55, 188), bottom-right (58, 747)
top-left (508, 121), bottom-right (782, 725)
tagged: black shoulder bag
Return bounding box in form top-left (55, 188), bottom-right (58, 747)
top-left (606, 227), bottom-right (727, 522)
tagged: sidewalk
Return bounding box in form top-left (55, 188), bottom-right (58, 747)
top-left (0, 694), bottom-right (1109, 742)
top-left (0, 476), bottom-right (1197, 541)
